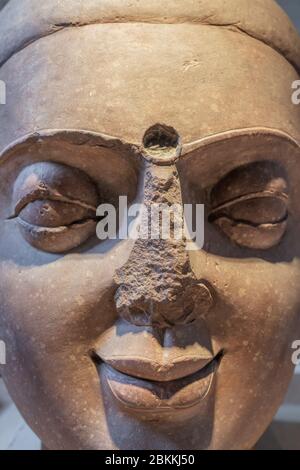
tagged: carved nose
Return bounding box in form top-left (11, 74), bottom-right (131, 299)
top-left (114, 164), bottom-right (213, 328)
top-left (115, 279), bottom-right (213, 328)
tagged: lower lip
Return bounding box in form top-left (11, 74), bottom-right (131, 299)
top-left (99, 357), bottom-right (220, 412)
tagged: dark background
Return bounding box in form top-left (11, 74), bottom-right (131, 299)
top-left (277, 0), bottom-right (300, 29)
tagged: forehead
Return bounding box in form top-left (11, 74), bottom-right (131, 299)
top-left (0, 23), bottom-right (299, 152)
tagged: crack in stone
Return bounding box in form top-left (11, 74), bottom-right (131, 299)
top-left (0, 19), bottom-right (299, 74)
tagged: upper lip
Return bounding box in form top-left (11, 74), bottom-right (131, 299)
top-left (94, 353), bottom-right (214, 382)
top-left (92, 319), bottom-right (219, 382)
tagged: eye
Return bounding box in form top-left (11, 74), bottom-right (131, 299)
top-left (11, 162), bottom-right (99, 253)
top-left (208, 161), bottom-right (289, 250)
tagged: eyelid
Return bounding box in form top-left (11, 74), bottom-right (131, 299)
top-left (212, 216), bottom-right (288, 250)
top-left (17, 217), bottom-right (98, 254)
top-left (208, 190), bottom-right (289, 250)
top-left (209, 190), bottom-right (288, 218)
top-left (9, 189), bottom-right (97, 219)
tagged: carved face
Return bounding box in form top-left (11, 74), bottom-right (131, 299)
top-left (0, 9), bottom-right (300, 450)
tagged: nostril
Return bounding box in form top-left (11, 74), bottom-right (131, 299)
top-left (196, 282), bottom-right (214, 306)
top-left (130, 306), bottom-right (147, 320)
top-left (122, 305), bottom-right (152, 327)
top-left (181, 282), bottom-right (214, 322)
top-left (182, 301), bottom-right (197, 325)
top-left (184, 303), bottom-right (194, 316)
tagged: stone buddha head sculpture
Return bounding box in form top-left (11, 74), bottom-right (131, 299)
top-left (0, 0), bottom-right (300, 450)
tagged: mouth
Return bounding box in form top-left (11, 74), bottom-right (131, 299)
top-left (92, 350), bottom-right (224, 411)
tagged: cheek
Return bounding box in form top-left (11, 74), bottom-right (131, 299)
top-left (0, 258), bottom-right (119, 361)
top-left (191, 251), bottom-right (300, 354)
top-left (190, 253), bottom-right (300, 447)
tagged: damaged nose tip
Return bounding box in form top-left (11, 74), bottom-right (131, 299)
top-left (115, 282), bottom-right (214, 328)
top-left (117, 305), bottom-right (152, 327)
top-left (195, 282), bottom-right (214, 310)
